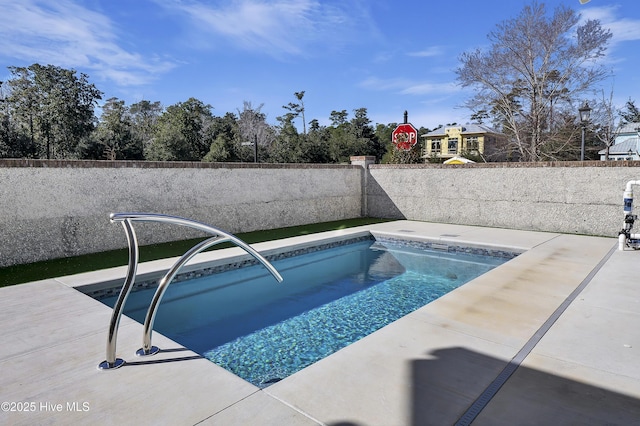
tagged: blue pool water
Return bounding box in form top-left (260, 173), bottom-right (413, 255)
top-left (99, 239), bottom-right (510, 387)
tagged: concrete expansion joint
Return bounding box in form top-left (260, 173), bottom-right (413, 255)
top-left (196, 390), bottom-right (262, 424)
top-left (455, 241), bottom-right (618, 425)
top-left (529, 233), bottom-right (563, 250)
top-left (262, 390), bottom-right (326, 425)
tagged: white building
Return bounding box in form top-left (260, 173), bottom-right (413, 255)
top-left (599, 122), bottom-right (640, 161)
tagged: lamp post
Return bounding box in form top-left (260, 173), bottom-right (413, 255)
top-left (241, 134), bottom-right (258, 163)
top-left (578, 101), bottom-right (591, 161)
top-left (252, 134), bottom-right (257, 163)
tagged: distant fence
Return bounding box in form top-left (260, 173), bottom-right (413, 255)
top-left (1, 158), bottom-right (637, 268)
top-left (0, 160), bottom-right (362, 267)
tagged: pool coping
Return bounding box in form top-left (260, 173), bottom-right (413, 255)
top-left (1, 220), bottom-right (639, 425)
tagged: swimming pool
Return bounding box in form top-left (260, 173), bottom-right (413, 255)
top-left (97, 238), bottom-right (513, 387)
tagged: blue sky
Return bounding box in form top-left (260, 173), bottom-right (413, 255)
top-left (1, 0), bottom-right (639, 130)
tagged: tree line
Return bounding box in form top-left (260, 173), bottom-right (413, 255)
top-left (0, 65), bottom-right (410, 163)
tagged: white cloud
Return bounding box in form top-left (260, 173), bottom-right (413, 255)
top-left (153, 0), bottom-right (372, 57)
top-left (0, 0), bottom-right (175, 85)
top-left (580, 6), bottom-right (640, 44)
top-left (372, 51), bottom-right (395, 63)
top-left (407, 47), bottom-right (444, 58)
top-left (360, 76), bottom-right (409, 91)
top-left (360, 76), bottom-right (460, 96)
top-left (400, 82), bottom-right (460, 96)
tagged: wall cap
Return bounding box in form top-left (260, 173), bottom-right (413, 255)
top-left (370, 160), bottom-right (640, 169)
top-left (0, 159), bottom-right (359, 169)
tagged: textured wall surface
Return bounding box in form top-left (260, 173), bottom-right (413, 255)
top-left (0, 161), bottom-right (362, 267)
top-left (2, 159), bottom-right (638, 267)
top-left (367, 162), bottom-right (639, 238)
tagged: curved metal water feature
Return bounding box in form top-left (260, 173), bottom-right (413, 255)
top-left (98, 213), bottom-right (283, 370)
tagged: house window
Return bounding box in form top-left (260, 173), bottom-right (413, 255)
top-left (466, 136), bottom-right (479, 152)
top-left (431, 139), bottom-right (441, 153)
top-left (448, 138), bottom-right (458, 154)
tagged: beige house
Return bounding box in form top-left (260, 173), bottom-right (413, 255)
top-left (421, 124), bottom-right (507, 162)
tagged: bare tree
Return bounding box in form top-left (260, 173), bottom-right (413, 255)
top-left (129, 100), bottom-right (163, 156)
top-left (590, 89), bottom-right (622, 160)
top-left (237, 101), bottom-right (275, 148)
top-left (457, 2), bottom-right (612, 161)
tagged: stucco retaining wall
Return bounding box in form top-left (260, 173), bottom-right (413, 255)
top-left (0, 160), bottom-right (362, 267)
top-left (366, 162), bottom-right (639, 238)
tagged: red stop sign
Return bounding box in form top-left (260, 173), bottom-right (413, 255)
top-left (392, 123), bottom-right (418, 150)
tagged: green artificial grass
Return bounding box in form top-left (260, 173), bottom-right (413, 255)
top-left (0, 217), bottom-right (391, 287)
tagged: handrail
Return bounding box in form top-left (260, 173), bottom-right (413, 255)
top-left (98, 219), bottom-right (138, 370)
top-left (98, 213), bottom-right (283, 370)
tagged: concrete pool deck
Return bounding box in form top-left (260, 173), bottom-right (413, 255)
top-left (1, 220), bottom-right (639, 425)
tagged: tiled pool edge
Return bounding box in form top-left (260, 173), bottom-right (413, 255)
top-left (78, 232), bottom-right (522, 301)
top-left (373, 235), bottom-right (521, 259)
top-left (79, 234), bottom-right (374, 300)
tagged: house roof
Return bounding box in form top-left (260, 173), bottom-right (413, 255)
top-left (617, 122), bottom-right (640, 135)
top-left (422, 123), bottom-right (502, 137)
top-left (598, 137), bottom-right (640, 155)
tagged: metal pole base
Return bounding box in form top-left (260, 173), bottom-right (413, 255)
top-left (136, 346), bottom-right (160, 357)
top-left (98, 358), bottom-right (126, 370)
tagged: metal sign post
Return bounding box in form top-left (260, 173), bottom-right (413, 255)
top-left (392, 111), bottom-right (418, 151)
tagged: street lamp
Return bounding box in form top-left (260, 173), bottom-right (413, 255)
top-left (578, 101), bottom-right (591, 161)
top-left (241, 134), bottom-right (258, 163)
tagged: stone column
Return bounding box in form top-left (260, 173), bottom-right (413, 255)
top-left (349, 156), bottom-right (376, 168)
top-left (350, 156), bottom-right (376, 217)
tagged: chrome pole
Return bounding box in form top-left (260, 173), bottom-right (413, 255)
top-left (138, 235), bottom-right (226, 356)
top-left (99, 213), bottom-right (283, 369)
top-left (98, 219), bottom-right (138, 370)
